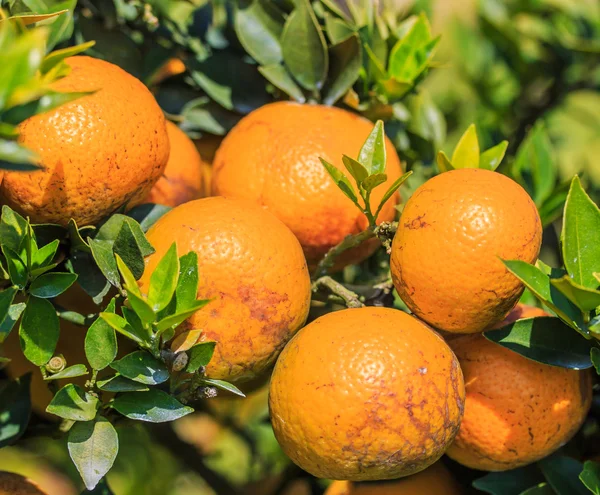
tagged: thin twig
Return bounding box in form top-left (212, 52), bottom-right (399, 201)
top-left (312, 277), bottom-right (364, 309)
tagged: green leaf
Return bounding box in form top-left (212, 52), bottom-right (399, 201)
top-left (127, 204), bottom-right (170, 233)
top-left (513, 123), bottom-right (556, 206)
top-left (19, 296), bottom-right (60, 366)
top-left (358, 120), bottom-right (386, 175)
top-left (113, 222), bottom-right (144, 280)
top-left (281, 0), bottom-right (328, 91)
top-left (186, 341), bottom-right (216, 373)
top-left (0, 287), bottom-right (18, 339)
top-left (520, 484), bottom-right (555, 494)
top-left (562, 176), bottom-right (600, 290)
top-left (323, 34), bottom-right (362, 106)
top-left (67, 219), bottom-right (91, 253)
top-left (0, 206), bottom-right (29, 252)
top-left (324, 13), bottom-right (354, 44)
top-left (319, 158), bottom-right (361, 207)
top-left (0, 374), bottom-right (31, 448)
top-left (112, 389), bottom-right (193, 423)
top-left (115, 255), bottom-right (140, 296)
top-left (89, 239), bottom-right (120, 289)
top-left (2, 246), bottom-right (27, 289)
top-left (480, 141), bottom-right (509, 171)
top-left (176, 252), bottom-right (199, 312)
top-left (33, 239), bottom-right (59, 269)
top-left (154, 300), bottom-right (210, 334)
top-left (126, 290), bottom-right (155, 327)
top-left (99, 313), bottom-right (144, 345)
top-left (80, 478), bottom-right (114, 495)
top-left (0, 140), bottom-right (40, 171)
top-left (235, 0), bottom-right (283, 66)
top-left (3, 10), bottom-right (68, 26)
top-left (580, 461), bottom-right (600, 494)
top-left (41, 41), bottom-right (96, 74)
top-left (503, 260), bottom-right (587, 335)
top-left (436, 151), bottom-right (455, 173)
top-left (97, 375), bottom-right (149, 392)
top-left (4, 91), bottom-right (91, 126)
top-left (96, 216), bottom-right (154, 256)
top-left (473, 465), bottom-right (545, 495)
top-left (201, 378), bottom-right (246, 398)
top-left (46, 384), bottom-right (99, 421)
top-left (484, 317), bottom-right (594, 369)
top-left (374, 171), bottom-right (413, 221)
top-left (591, 348), bottom-right (600, 374)
top-left (148, 243), bottom-right (180, 312)
top-left (85, 298), bottom-right (117, 371)
top-left (29, 272), bottom-right (77, 298)
top-left (550, 276), bottom-right (600, 312)
top-left (452, 124), bottom-right (480, 169)
top-left (68, 417), bottom-right (118, 491)
top-left (539, 455), bottom-right (589, 495)
top-left (121, 307), bottom-right (150, 343)
top-left (110, 351), bottom-right (169, 386)
top-left (0, 303), bottom-right (26, 344)
top-left (44, 364), bottom-right (88, 381)
top-left (257, 65), bottom-right (306, 103)
top-left (342, 155), bottom-right (369, 186)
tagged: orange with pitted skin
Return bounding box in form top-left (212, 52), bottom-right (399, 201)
top-left (0, 471), bottom-right (48, 495)
top-left (212, 102), bottom-right (403, 269)
top-left (446, 304), bottom-right (593, 471)
top-left (391, 169), bottom-right (542, 333)
top-left (324, 461), bottom-right (462, 495)
top-left (139, 197), bottom-right (311, 383)
top-left (146, 121), bottom-right (206, 207)
top-left (2, 56), bottom-right (169, 226)
top-left (269, 307), bottom-right (465, 481)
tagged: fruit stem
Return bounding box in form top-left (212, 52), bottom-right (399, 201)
top-left (312, 276), bottom-right (364, 309)
top-left (313, 228), bottom-right (377, 278)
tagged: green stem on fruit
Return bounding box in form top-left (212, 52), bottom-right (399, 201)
top-left (312, 276), bottom-right (364, 309)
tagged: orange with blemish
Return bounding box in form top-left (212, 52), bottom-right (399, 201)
top-left (391, 169), bottom-right (542, 333)
top-left (0, 471), bottom-right (48, 495)
top-left (212, 102), bottom-right (403, 270)
top-left (269, 307), bottom-right (465, 481)
top-left (446, 304), bottom-right (593, 471)
top-left (139, 197), bottom-right (311, 383)
top-left (2, 56), bottom-right (169, 226)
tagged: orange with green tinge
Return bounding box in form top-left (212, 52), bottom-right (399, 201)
top-left (447, 304), bottom-right (593, 471)
top-left (269, 307), bottom-right (465, 481)
top-left (139, 197), bottom-right (311, 383)
top-left (2, 56), bottom-right (169, 226)
top-left (212, 102), bottom-right (403, 269)
top-left (146, 121), bottom-right (206, 207)
top-left (324, 461), bottom-right (463, 495)
top-left (391, 169), bottom-right (542, 333)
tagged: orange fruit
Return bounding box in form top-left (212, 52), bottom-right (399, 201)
top-left (139, 197), bottom-right (311, 382)
top-left (324, 461), bottom-right (462, 495)
top-left (269, 307), bottom-right (465, 481)
top-left (145, 121), bottom-right (206, 207)
top-left (391, 169), bottom-right (542, 333)
top-left (446, 304), bottom-right (593, 471)
top-left (212, 102), bottom-right (403, 269)
top-left (0, 471), bottom-right (48, 495)
top-left (2, 56), bottom-right (169, 226)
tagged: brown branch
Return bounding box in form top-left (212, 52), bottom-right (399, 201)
top-left (312, 276), bottom-right (364, 309)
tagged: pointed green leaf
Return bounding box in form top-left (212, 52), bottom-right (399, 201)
top-left (19, 296), bottom-right (60, 366)
top-left (2, 246), bottom-right (27, 288)
top-left (480, 141), bottom-right (509, 171)
top-left (4, 91), bottom-right (92, 126)
top-left (358, 120), bottom-right (386, 175)
top-left (484, 317), bottom-right (593, 369)
top-left (502, 260), bottom-right (587, 335)
top-left (436, 150), bottom-right (455, 173)
top-left (112, 389), bottom-right (193, 423)
top-left (320, 158), bottom-right (361, 207)
top-left (46, 383), bottom-right (99, 421)
top-left (374, 171), bottom-right (412, 220)
top-left (113, 222), bottom-right (144, 280)
top-left (3, 10), bottom-right (68, 26)
top-left (562, 176), bottom-right (600, 289)
top-left (580, 461), bottom-right (600, 494)
top-left (0, 287), bottom-right (18, 337)
top-left (29, 272), bottom-right (77, 298)
top-left (258, 65), bottom-right (306, 102)
top-left (324, 13), bottom-right (354, 44)
top-left (99, 313), bottom-right (144, 345)
top-left (148, 243), bottom-right (179, 312)
top-left (110, 351), bottom-right (169, 385)
top-left (68, 416), bottom-right (118, 491)
top-left (126, 290), bottom-right (155, 327)
top-left (520, 484), bottom-right (554, 494)
top-left (155, 300), bottom-right (210, 334)
top-left (281, 0), bottom-right (328, 90)
top-left (550, 276), bottom-right (600, 312)
top-left (186, 341), bottom-right (216, 373)
top-left (201, 379), bottom-right (245, 398)
top-left (97, 375), bottom-right (149, 392)
top-left (0, 303), bottom-right (26, 344)
top-left (85, 298), bottom-right (117, 371)
top-left (176, 252), bottom-right (200, 312)
top-left (473, 465), bottom-right (545, 495)
top-left (41, 41), bottom-right (96, 74)
top-left (89, 239), bottom-right (120, 288)
top-left (323, 34), bottom-right (362, 106)
top-left (539, 455), bottom-right (589, 495)
top-left (44, 364), bottom-right (89, 381)
top-left (591, 348), bottom-right (600, 375)
top-left (341, 155), bottom-right (369, 185)
top-left (452, 124), bottom-right (480, 169)
top-left (33, 239), bottom-right (59, 268)
top-left (362, 173), bottom-right (388, 191)
top-left (121, 307), bottom-right (150, 342)
top-left (0, 206), bottom-right (29, 252)
top-left (115, 255), bottom-right (140, 296)
top-left (235, 0), bottom-right (283, 66)
top-left (0, 374), bottom-right (31, 448)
